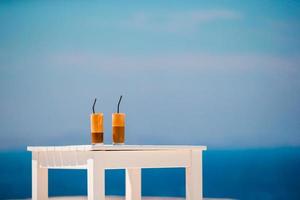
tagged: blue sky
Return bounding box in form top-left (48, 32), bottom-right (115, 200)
top-left (0, 0), bottom-right (299, 149)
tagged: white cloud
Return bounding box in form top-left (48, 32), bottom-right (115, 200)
top-left (121, 10), bottom-right (241, 32)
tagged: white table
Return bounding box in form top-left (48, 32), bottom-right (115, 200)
top-left (27, 145), bottom-right (207, 200)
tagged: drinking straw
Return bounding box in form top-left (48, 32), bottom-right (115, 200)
top-left (117, 95), bottom-right (123, 113)
top-left (92, 98), bottom-right (97, 114)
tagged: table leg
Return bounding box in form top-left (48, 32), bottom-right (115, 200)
top-left (32, 152), bottom-right (48, 200)
top-left (186, 150), bottom-right (203, 200)
top-left (88, 159), bottom-right (105, 200)
top-left (126, 168), bottom-right (142, 200)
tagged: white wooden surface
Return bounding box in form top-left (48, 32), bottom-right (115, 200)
top-left (27, 145), bottom-right (207, 152)
top-left (28, 145), bottom-right (206, 200)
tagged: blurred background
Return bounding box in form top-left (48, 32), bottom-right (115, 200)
top-left (0, 0), bottom-right (299, 199)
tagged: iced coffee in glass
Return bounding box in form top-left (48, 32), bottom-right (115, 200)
top-left (112, 113), bottom-right (125, 144)
top-left (90, 113), bottom-right (104, 144)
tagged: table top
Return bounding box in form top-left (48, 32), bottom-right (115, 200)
top-left (27, 145), bottom-right (207, 152)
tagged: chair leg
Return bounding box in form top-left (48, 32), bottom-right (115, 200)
top-left (186, 150), bottom-right (203, 200)
top-left (88, 159), bottom-right (105, 200)
top-left (32, 152), bottom-right (48, 200)
top-left (126, 168), bottom-right (142, 200)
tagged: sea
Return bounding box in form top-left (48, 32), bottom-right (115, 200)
top-left (0, 148), bottom-right (299, 200)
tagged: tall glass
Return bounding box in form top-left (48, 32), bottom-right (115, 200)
top-left (112, 113), bottom-right (125, 144)
top-left (90, 113), bottom-right (104, 144)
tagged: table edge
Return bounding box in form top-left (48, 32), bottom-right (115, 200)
top-left (27, 145), bottom-right (207, 152)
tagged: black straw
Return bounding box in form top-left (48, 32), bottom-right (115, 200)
top-left (92, 98), bottom-right (97, 114)
top-left (117, 95), bottom-right (123, 113)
